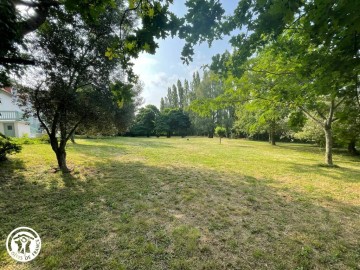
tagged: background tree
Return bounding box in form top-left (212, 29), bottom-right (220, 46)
top-left (214, 126), bottom-right (226, 144)
top-left (333, 100), bottom-right (360, 155)
top-left (167, 108), bottom-right (191, 138)
top-left (154, 113), bottom-right (170, 137)
top-left (130, 104), bottom-right (159, 137)
top-left (171, 84), bottom-right (179, 108)
top-left (294, 119), bottom-right (326, 147)
top-left (229, 51), bottom-right (292, 145)
top-left (234, 103), bottom-right (289, 145)
top-left (183, 79), bottom-right (190, 106)
top-left (160, 97), bottom-right (166, 112)
top-left (159, 70), bottom-right (235, 138)
top-left (153, 108), bottom-right (190, 138)
top-left (78, 81), bottom-right (143, 136)
top-left (177, 79), bottom-right (185, 108)
top-left (114, 82), bottom-right (144, 135)
top-left (189, 70), bottom-right (235, 138)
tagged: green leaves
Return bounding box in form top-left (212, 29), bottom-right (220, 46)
top-left (105, 47), bottom-right (119, 60)
top-left (110, 81), bottom-right (135, 108)
top-left (215, 126), bottom-right (226, 137)
top-left (128, 0), bottom-right (136, 9)
top-left (179, 0), bottom-right (225, 63)
top-left (148, 8), bottom-right (155, 18)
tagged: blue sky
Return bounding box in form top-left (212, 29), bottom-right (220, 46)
top-left (133, 1), bottom-right (238, 107)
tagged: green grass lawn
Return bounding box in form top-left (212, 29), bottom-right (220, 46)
top-left (0, 137), bottom-right (359, 270)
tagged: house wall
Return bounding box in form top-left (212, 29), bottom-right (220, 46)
top-left (1, 89), bottom-right (41, 137)
top-left (15, 122), bottom-right (31, 137)
top-left (29, 116), bottom-right (41, 137)
top-left (0, 92), bottom-right (18, 111)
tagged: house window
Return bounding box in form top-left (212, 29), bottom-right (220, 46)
top-left (7, 125), bottom-right (13, 130)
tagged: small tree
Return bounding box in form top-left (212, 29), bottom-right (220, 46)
top-left (215, 126), bottom-right (226, 144)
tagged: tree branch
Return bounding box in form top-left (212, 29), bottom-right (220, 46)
top-left (327, 98), bottom-right (335, 126)
top-left (245, 67), bottom-right (295, 76)
top-left (34, 83), bottom-right (51, 136)
top-left (51, 110), bottom-right (60, 136)
top-left (119, 0), bottom-right (143, 40)
top-left (0, 57), bottom-right (36, 65)
top-left (65, 120), bottom-right (83, 142)
top-left (334, 96), bottom-right (346, 110)
top-left (314, 107), bottom-right (327, 120)
top-left (298, 105), bottom-right (323, 126)
top-left (12, 0), bottom-right (59, 8)
top-left (15, 0), bottom-right (60, 37)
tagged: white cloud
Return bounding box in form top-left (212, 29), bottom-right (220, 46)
top-left (133, 50), bottom-right (207, 107)
top-left (133, 54), bottom-right (158, 73)
top-left (141, 72), bottom-right (184, 107)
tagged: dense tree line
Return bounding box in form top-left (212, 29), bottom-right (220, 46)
top-left (129, 104), bottom-right (191, 137)
top-left (159, 70), bottom-right (236, 138)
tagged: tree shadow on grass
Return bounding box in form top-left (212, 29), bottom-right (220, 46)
top-left (277, 143), bottom-right (360, 159)
top-left (0, 158), bottom-right (359, 270)
top-left (225, 142), bottom-right (255, 149)
top-left (119, 138), bottom-right (177, 149)
top-left (68, 139), bottom-right (176, 159)
top-left (286, 162), bottom-right (360, 183)
top-left (0, 157), bottom-right (26, 185)
top-left (58, 172), bottom-right (78, 188)
top-left (68, 142), bottom-right (129, 158)
top-left (93, 136), bottom-right (179, 146)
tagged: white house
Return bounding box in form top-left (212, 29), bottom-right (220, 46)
top-left (0, 87), bottom-right (40, 137)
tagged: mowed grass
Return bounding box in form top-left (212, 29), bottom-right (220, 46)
top-left (0, 137), bottom-right (359, 270)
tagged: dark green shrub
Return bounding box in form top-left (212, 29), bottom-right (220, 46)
top-left (0, 133), bottom-right (22, 161)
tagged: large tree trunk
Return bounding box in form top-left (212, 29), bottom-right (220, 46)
top-left (49, 135), bottom-right (70, 172)
top-left (56, 147), bottom-right (69, 172)
top-left (324, 124), bottom-right (333, 166)
top-left (348, 139), bottom-right (359, 155)
top-left (271, 132), bottom-right (276, 145)
top-left (269, 128), bottom-right (276, 145)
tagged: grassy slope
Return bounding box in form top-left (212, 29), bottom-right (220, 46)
top-left (0, 137), bottom-right (359, 270)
